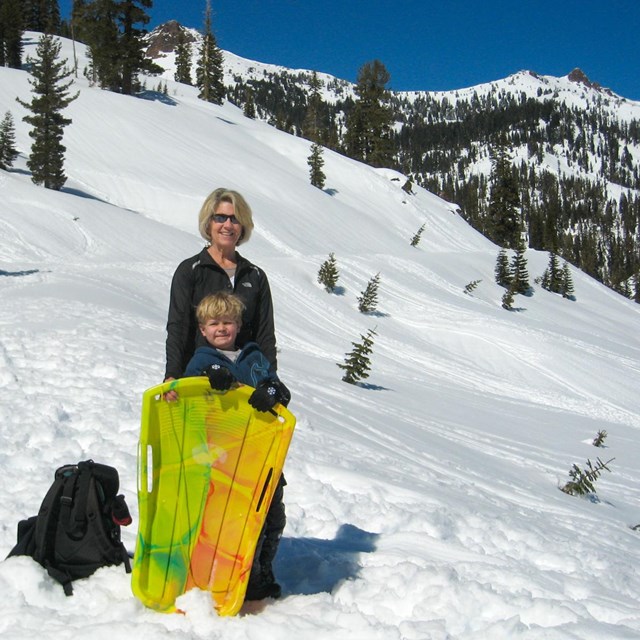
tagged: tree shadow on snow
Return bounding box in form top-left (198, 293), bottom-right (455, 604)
top-left (137, 90), bottom-right (177, 106)
top-left (0, 269), bottom-right (40, 277)
top-left (357, 382), bottom-right (389, 391)
top-left (276, 523), bottom-right (379, 596)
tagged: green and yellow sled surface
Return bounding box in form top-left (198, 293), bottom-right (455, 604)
top-left (131, 377), bottom-right (296, 616)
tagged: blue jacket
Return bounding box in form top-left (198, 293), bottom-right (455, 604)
top-left (184, 341), bottom-right (278, 389)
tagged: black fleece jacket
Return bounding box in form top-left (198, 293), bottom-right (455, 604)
top-left (164, 247), bottom-right (277, 380)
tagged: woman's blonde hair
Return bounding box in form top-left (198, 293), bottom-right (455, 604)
top-left (196, 292), bottom-right (245, 326)
top-left (198, 188), bottom-right (254, 245)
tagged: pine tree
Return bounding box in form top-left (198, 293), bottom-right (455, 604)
top-left (242, 86), bottom-right (256, 119)
top-left (410, 223), bottom-right (425, 247)
top-left (510, 234), bottom-right (530, 294)
top-left (174, 29), bottom-right (192, 85)
top-left (541, 253), bottom-right (562, 293)
top-left (317, 252), bottom-right (339, 292)
top-left (495, 248), bottom-right (511, 288)
top-left (18, 33), bottom-right (78, 190)
top-left (488, 137), bottom-right (520, 248)
top-left (0, 110), bottom-right (19, 170)
top-left (81, 0), bottom-right (121, 90)
top-left (70, 0), bottom-right (90, 43)
top-left (0, 0), bottom-right (24, 68)
top-left (196, 0), bottom-right (225, 104)
top-left (560, 261), bottom-right (575, 299)
top-left (337, 328), bottom-right (377, 384)
top-left (23, 0), bottom-right (61, 33)
top-left (302, 71), bottom-right (323, 143)
top-left (307, 141), bottom-right (326, 189)
top-left (358, 273), bottom-right (381, 312)
top-left (344, 60), bottom-right (394, 168)
top-left (117, 0), bottom-right (152, 95)
top-left (78, 0), bottom-right (151, 94)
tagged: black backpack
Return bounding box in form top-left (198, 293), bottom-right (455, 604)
top-left (7, 459), bottom-right (132, 595)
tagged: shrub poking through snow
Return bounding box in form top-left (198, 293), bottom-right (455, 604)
top-left (592, 430), bottom-right (608, 447)
top-left (561, 457), bottom-right (614, 496)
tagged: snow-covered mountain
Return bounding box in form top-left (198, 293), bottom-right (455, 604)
top-left (142, 21), bottom-right (640, 297)
top-left (144, 21), bottom-right (640, 113)
top-left (1, 32), bottom-right (640, 639)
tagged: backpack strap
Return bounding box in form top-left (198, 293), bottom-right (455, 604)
top-left (33, 470), bottom-right (68, 566)
top-left (46, 564), bottom-right (75, 596)
top-left (60, 463), bottom-right (88, 539)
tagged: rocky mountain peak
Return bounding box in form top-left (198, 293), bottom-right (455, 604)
top-left (145, 20), bottom-right (198, 59)
top-left (567, 67), bottom-right (600, 91)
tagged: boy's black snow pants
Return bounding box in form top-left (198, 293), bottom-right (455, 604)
top-left (246, 474), bottom-right (286, 595)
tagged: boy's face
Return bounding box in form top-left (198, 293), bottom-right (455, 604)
top-left (199, 317), bottom-right (239, 351)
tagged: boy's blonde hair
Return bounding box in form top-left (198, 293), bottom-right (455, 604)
top-left (196, 292), bottom-right (245, 326)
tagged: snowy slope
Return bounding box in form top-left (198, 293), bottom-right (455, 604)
top-left (1, 33), bottom-right (640, 640)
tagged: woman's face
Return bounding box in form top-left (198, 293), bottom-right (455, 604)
top-left (209, 200), bottom-right (243, 251)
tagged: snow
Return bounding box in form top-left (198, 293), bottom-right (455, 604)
top-left (1, 33), bottom-right (640, 639)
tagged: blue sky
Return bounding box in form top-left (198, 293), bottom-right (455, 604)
top-left (59, 1), bottom-right (640, 100)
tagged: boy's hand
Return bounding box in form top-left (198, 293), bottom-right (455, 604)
top-left (163, 377), bottom-right (178, 402)
top-left (204, 364), bottom-right (235, 391)
top-left (248, 379), bottom-right (290, 412)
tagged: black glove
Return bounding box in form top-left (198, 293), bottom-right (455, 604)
top-left (203, 363), bottom-right (235, 391)
top-left (248, 379), bottom-right (290, 412)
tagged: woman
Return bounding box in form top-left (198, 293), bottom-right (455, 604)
top-left (164, 187), bottom-right (287, 601)
top-left (165, 188), bottom-right (278, 382)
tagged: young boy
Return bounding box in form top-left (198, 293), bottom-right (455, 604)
top-left (183, 292), bottom-right (290, 601)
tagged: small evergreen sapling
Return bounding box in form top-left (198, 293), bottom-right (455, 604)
top-left (410, 223), bottom-right (425, 247)
top-left (464, 279), bottom-right (482, 295)
top-left (337, 328), bottom-right (377, 384)
top-left (357, 273), bottom-right (380, 313)
top-left (317, 252), bottom-right (339, 292)
top-left (561, 457), bottom-right (614, 496)
top-left (592, 430), bottom-right (607, 447)
top-left (501, 287), bottom-right (515, 310)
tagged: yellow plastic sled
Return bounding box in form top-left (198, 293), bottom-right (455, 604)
top-left (131, 377), bottom-right (296, 616)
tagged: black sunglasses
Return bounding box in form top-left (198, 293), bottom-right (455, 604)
top-left (212, 213), bottom-right (241, 224)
